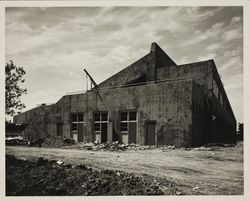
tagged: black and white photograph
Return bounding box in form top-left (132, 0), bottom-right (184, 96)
top-left (3, 2), bottom-right (247, 198)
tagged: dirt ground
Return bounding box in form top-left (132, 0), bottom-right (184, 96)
top-left (6, 142), bottom-right (243, 195)
top-left (6, 155), bottom-right (166, 196)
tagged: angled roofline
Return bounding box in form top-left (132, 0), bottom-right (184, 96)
top-left (97, 52), bottom-right (150, 87)
top-left (177, 59), bottom-right (212, 67)
top-left (210, 59), bottom-right (236, 122)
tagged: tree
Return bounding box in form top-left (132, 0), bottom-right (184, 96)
top-left (5, 60), bottom-right (27, 116)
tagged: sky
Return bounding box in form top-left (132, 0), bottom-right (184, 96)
top-left (5, 6), bottom-right (243, 122)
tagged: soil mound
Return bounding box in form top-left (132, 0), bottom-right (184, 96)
top-left (6, 154), bottom-right (166, 196)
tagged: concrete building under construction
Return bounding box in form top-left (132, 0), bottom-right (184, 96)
top-left (14, 42), bottom-right (237, 147)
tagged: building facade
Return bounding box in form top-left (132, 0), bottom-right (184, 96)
top-left (14, 43), bottom-right (237, 147)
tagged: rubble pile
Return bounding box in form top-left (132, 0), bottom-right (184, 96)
top-left (41, 136), bottom-right (76, 148)
top-left (6, 155), bottom-right (167, 196)
top-left (31, 136), bottom-right (77, 148)
top-left (92, 141), bottom-right (176, 151)
top-left (7, 135), bottom-right (235, 152)
top-left (92, 141), bottom-right (130, 151)
top-left (66, 141), bottom-right (176, 151)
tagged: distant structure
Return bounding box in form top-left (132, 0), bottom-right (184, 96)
top-left (237, 123), bottom-right (243, 141)
top-left (14, 42), bottom-right (237, 147)
top-left (5, 122), bottom-right (27, 138)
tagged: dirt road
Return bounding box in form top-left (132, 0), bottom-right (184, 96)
top-left (6, 143), bottom-right (243, 195)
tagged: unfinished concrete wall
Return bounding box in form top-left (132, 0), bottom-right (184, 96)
top-left (191, 82), bottom-right (205, 147)
top-left (98, 53), bottom-right (152, 88)
top-left (212, 63), bottom-right (236, 123)
top-left (78, 79), bottom-right (193, 147)
top-left (98, 42), bottom-right (177, 88)
top-left (13, 105), bottom-right (53, 125)
top-left (14, 108), bottom-right (55, 141)
top-left (151, 42), bottom-right (176, 68)
top-left (157, 60), bottom-right (213, 91)
top-left (209, 94), bottom-right (237, 143)
top-left (157, 58), bottom-right (237, 145)
top-left (13, 105), bottom-right (55, 141)
top-left (13, 42), bottom-right (237, 146)
top-left (16, 79), bottom-right (194, 146)
top-left (204, 62), bottom-right (237, 144)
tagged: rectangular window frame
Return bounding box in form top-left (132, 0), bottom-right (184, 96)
top-left (71, 113), bottom-right (84, 133)
top-left (120, 111), bottom-right (137, 134)
top-left (93, 112), bottom-right (108, 133)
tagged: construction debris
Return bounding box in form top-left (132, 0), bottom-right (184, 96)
top-left (56, 160), bottom-right (64, 165)
top-left (5, 136), bottom-right (28, 146)
top-left (29, 136), bottom-right (77, 148)
top-left (6, 135), bottom-right (236, 153)
top-left (193, 186), bottom-right (200, 191)
top-left (64, 141), bottom-right (235, 152)
top-left (64, 141), bottom-right (176, 151)
top-left (41, 136), bottom-right (76, 148)
top-left (204, 143), bottom-right (235, 147)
